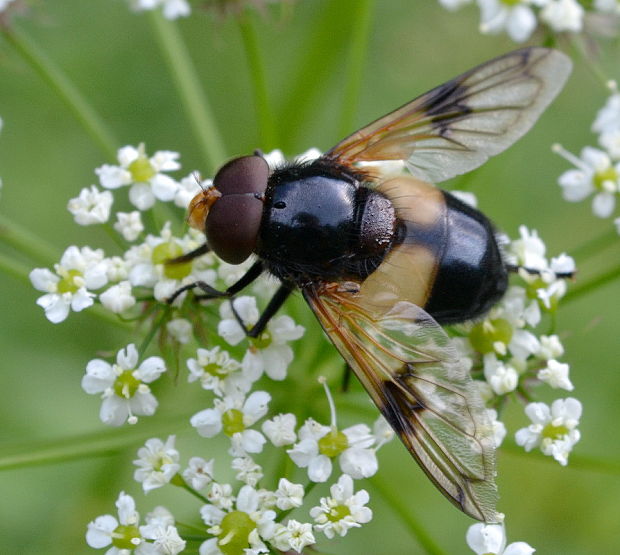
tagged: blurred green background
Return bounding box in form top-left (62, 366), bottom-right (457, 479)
top-left (0, 1), bottom-right (619, 553)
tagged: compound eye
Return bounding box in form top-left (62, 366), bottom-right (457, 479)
top-left (206, 155), bottom-right (269, 265)
top-left (213, 155), bottom-right (269, 196)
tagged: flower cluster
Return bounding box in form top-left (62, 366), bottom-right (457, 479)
top-left (466, 523), bottom-right (535, 555)
top-left (449, 223), bottom-right (582, 466)
top-left (554, 82), bottom-right (620, 230)
top-left (438, 0), bottom-right (617, 42)
top-left (30, 144), bottom-right (392, 553)
top-left (30, 143), bottom-right (582, 553)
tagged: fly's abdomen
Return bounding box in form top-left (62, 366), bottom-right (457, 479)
top-left (423, 192), bottom-right (508, 324)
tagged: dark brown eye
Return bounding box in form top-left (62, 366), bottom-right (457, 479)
top-left (274, 201), bottom-right (286, 209)
top-left (205, 155), bottom-right (269, 264)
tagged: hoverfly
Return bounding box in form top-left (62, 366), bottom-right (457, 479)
top-left (170, 47), bottom-right (572, 523)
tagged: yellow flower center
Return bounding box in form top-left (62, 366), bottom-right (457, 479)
top-left (128, 156), bottom-right (156, 182)
top-left (222, 409), bottom-right (245, 436)
top-left (250, 329), bottom-right (272, 350)
top-left (113, 369), bottom-right (140, 399)
top-left (318, 429), bottom-right (349, 458)
top-left (57, 269), bottom-right (83, 294)
top-left (327, 504), bottom-right (351, 522)
top-left (111, 524), bottom-right (141, 549)
top-left (593, 166), bottom-right (618, 192)
top-left (217, 511), bottom-right (256, 555)
top-left (203, 362), bottom-right (229, 378)
top-left (469, 318), bottom-right (513, 354)
top-left (542, 423), bottom-right (569, 440)
top-left (152, 241), bottom-right (192, 279)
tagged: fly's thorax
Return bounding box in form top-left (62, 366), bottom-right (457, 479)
top-left (256, 159), bottom-right (396, 283)
top-left (355, 187), bottom-right (398, 261)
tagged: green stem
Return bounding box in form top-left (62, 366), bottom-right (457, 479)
top-left (569, 228), bottom-right (619, 261)
top-left (172, 475), bottom-right (210, 504)
top-left (0, 214), bottom-right (60, 266)
top-left (148, 12), bottom-right (226, 173)
top-left (0, 413), bottom-right (187, 470)
top-left (568, 34), bottom-right (613, 91)
top-left (1, 26), bottom-right (118, 160)
top-left (277, 1), bottom-right (354, 153)
top-left (338, 0), bottom-right (374, 137)
top-left (369, 475), bottom-right (447, 555)
top-left (0, 250), bottom-right (31, 283)
top-left (138, 304), bottom-right (171, 356)
top-left (562, 262), bottom-right (620, 305)
top-left (237, 11), bottom-right (278, 151)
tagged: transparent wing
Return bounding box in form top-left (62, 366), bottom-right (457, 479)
top-left (327, 47), bottom-right (572, 183)
top-left (304, 283), bottom-right (499, 523)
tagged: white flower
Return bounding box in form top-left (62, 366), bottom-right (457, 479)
top-left (515, 397), bottom-right (582, 465)
top-left (81, 343), bottom-right (166, 426)
top-left (289, 379), bottom-right (386, 482)
top-left (508, 225), bottom-right (548, 272)
top-left (183, 457), bottom-right (215, 490)
top-left (439, 0), bottom-right (472, 10)
top-left (100, 280), bottom-right (136, 313)
top-left (232, 456), bottom-right (264, 486)
top-left (30, 245), bottom-right (109, 323)
top-left (218, 296), bottom-right (260, 346)
top-left (540, 0), bottom-right (584, 32)
top-left (134, 435), bottom-right (181, 492)
top-left (592, 92), bottom-right (620, 135)
top-left (86, 491), bottom-right (145, 553)
top-left (262, 149), bottom-right (286, 169)
top-left (187, 346), bottom-right (250, 395)
top-left (67, 185), bottom-right (113, 225)
top-left (288, 419), bottom-right (378, 482)
top-left (218, 296), bottom-right (305, 381)
top-left (242, 314), bottom-right (305, 381)
top-left (537, 334), bottom-right (564, 360)
top-left (477, 0), bottom-right (538, 43)
top-left (199, 485), bottom-right (276, 555)
top-left (451, 190), bottom-right (478, 208)
top-left (537, 359), bottom-right (574, 390)
top-left (96, 144), bottom-right (180, 210)
top-left (536, 279), bottom-right (567, 310)
top-left (190, 391), bottom-right (270, 456)
top-left (600, 129), bottom-right (620, 160)
top-left (270, 520), bottom-right (315, 553)
top-left (310, 474), bottom-right (372, 539)
top-left (483, 354), bottom-right (519, 395)
top-left (262, 413), bottom-right (297, 446)
top-left (106, 256), bottom-right (130, 282)
top-left (550, 253), bottom-right (576, 276)
top-left (114, 211), bottom-right (145, 241)
top-left (140, 507), bottom-right (186, 554)
top-left (124, 223), bottom-right (217, 302)
top-left (556, 145), bottom-right (620, 217)
top-left (486, 408), bottom-right (507, 447)
top-left (176, 173), bottom-right (211, 208)
top-left (206, 482), bottom-right (235, 511)
top-left (166, 318), bottom-right (192, 344)
top-left (466, 523), bottom-right (535, 555)
top-left (274, 478), bottom-right (305, 510)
